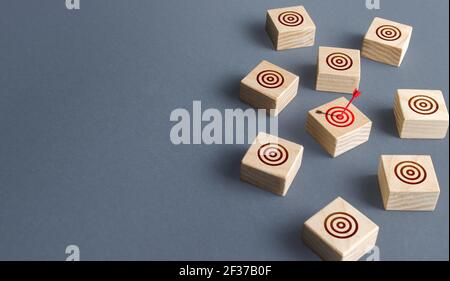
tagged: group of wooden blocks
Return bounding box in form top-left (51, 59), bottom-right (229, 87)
top-left (241, 5), bottom-right (421, 113)
top-left (241, 131), bottom-right (442, 260)
top-left (237, 5), bottom-right (448, 261)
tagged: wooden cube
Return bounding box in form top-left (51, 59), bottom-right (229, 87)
top-left (316, 46), bottom-right (361, 94)
top-left (302, 197), bottom-right (379, 261)
top-left (394, 89), bottom-right (449, 139)
top-left (362, 17), bottom-right (413, 67)
top-left (266, 5), bottom-right (316, 51)
top-left (240, 60), bottom-right (299, 116)
top-left (305, 97), bottom-right (372, 157)
top-left (378, 155), bottom-right (440, 211)
top-left (240, 132), bottom-right (304, 196)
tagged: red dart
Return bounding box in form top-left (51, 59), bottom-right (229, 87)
top-left (339, 88), bottom-right (361, 115)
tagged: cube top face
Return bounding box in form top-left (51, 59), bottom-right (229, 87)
top-left (305, 197), bottom-right (379, 257)
top-left (318, 46), bottom-right (361, 77)
top-left (308, 97), bottom-right (372, 139)
top-left (365, 17), bottom-right (413, 48)
top-left (241, 132), bottom-right (303, 179)
top-left (241, 60), bottom-right (299, 102)
top-left (380, 155), bottom-right (440, 193)
top-left (397, 89), bottom-right (449, 121)
top-left (267, 5), bottom-right (316, 33)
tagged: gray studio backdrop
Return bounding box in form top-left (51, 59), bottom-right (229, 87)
top-left (0, 0), bottom-right (448, 260)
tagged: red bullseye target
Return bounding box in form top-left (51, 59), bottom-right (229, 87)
top-left (325, 106), bottom-right (355, 127)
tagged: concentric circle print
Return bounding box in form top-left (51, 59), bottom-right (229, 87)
top-left (376, 25), bottom-right (402, 41)
top-left (257, 143), bottom-right (289, 166)
top-left (256, 70), bottom-right (284, 89)
top-left (408, 95), bottom-right (439, 115)
top-left (394, 161), bottom-right (427, 185)
top-left (278, 11), bottom-right (304, 27)
top-left (324, 212), bottom-right (359, 239)
top-left (326, 53), bottom-right (353, 71)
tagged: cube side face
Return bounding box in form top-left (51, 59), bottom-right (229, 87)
top-left (240, 83), bottom-right (275, 110)
top-left (379, 155), bottom-right (440, 211)
top-left (305, 111), bottom-right (338, 156)
top-left (362, 38), bottom-right (403, 67)
top-left (396, 90), bottom-right (449, 139)
top-left (303, 197), bottom-right (379, 261)
top-left (317, 47), bottom-right (361, 94)
top-left (332, 121), bottom-right (372, 158)
top-left (362, 17), bottom-right (413, 67)
top-left (393, 92), bottom-right (406, 136)
top-left (274, 79), bottom-right (299, 116)
top-left (377, 157), bottom-right (391, 209)
top-left (240, 60), bottom-right (299, 116)
top-left (240, 132), bottom-right (304, 196)
top-left (265, 13), bottom-right (279, 48)
top-left (343, 229), bottom-right (379, 261)
top-left (266, 5), bottom-right (316, 50)
top-left (302, 224), bottom-right (342, 261)
top-left (240, 163), bottom-right (285, 195)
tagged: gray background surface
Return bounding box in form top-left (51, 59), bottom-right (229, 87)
top-left (0, 0), bottom-right (448, 261)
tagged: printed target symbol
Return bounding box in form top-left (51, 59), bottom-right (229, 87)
top-left (257, 143), bottom-right (289, 166)
top-left (324, 212), bottom-right (359, 239)
top-left (326, 53), bottom-right (353, 71)
top-left (325, 106), bottom-right (355, 127)
top-left (376, 25), bottom-right (402, 41)
top-left (394, 161), bottom-right (427, 185)
top-left (408, 95), bottom-right (439, 115)
top-left (278, 11), bottom-right (304, 27)
top-left (256, 70), bottom-right (285, 89)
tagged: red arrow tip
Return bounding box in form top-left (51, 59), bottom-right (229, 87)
top-left (353, 88), bottom-right (361, 97)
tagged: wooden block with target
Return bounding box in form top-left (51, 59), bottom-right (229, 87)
top-left (240, 132), bottom-right (304, 196)
top-left (302, 197), bottom-right (379, 261)
top-left (394, 89), bottom-right (449, 139)
top-left (305, 97), bottom-right (372, 157)
top-left (378, 155), bottom-right (440, 211)
top-left (362, 17), bottom-right (413, 67)
top-left (240, 60), bottom-right (299, 116)
top-left (316, 46), bottom-right (361, 94)
top-left (265, 5), bottom-right (316, 51)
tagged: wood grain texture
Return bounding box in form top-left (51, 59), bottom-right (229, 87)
top-left (361, 17), bottom-right (413, 67)
top-left (240, 132), bottom-right (303, 196)
top-left (240, 60), bottom-right (299, 116)
top-left (316, 46), bottom-right (360, 94)
top-left (394, 89), bottom-right (449, 139)
top-left (378, 155), bottom-right (440, 211)
top-left (305, 97), bottom-right (372, 157)
top-left (302, 197), bottom-right (379, 261)
top-left (266, 5), bottom-right (316, 51)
